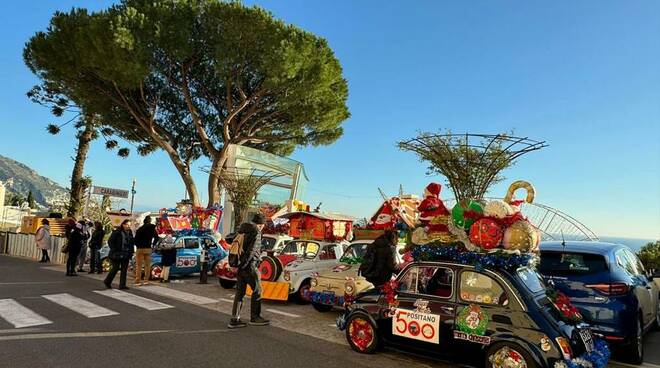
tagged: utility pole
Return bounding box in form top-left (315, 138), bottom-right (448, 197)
top-left (83, 181), bottom-right (92, 218)
top-left (129, 179), bottom-right (136, 214)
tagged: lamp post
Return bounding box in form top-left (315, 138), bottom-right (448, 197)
top-left (129, 179), bottom-right (136, 214)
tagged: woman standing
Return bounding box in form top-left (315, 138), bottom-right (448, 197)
top-left (103, 220), bottom-right (134, 290)
top-left (35, 219), bottom-right (51, 263)
top-left (88, 222), bottom-right (105, 274)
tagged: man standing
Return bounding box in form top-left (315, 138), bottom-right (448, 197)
top-left (134, 216), bottom-right (158, 285)
top-left (76, 221), bottom-right (92, 272)
top-left (229, 213), bottom-right (269, 329)
top-left (88, 221), bottom-right (105, 274)
top-left (66, 220), bottom-right (89, 276)
top-left (104, 220), bottom-right (134, 290)
top-left (359, 229), bottom-right (398, 288)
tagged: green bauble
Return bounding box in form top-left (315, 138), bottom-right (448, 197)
top-left (452, 201), bottom-right (484, 230)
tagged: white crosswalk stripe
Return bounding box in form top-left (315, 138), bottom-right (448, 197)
top-left (42, 293), bottom-right (118, 318)
top-left (0, 299), bottom-right (53, 328)
top-left (138, 285), bottom-right (218, 305)
top-left (94, 289), bottom-right (174, 310)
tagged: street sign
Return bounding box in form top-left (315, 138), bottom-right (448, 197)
top-left (92, 186), bottom-right (129, 199)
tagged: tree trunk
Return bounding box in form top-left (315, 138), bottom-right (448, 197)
top-left (206, 146), bottom-right (230, 208)
top-left (67, 122), bottom-right (94, 218)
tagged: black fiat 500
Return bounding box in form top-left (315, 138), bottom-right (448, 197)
top-left (338, 261), bottom-right (601, 368)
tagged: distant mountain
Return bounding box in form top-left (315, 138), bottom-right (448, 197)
top-left (0, 154), bottom-right (68, 208)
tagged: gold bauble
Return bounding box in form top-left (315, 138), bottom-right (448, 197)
top-left (483, 200), bottom-right (514, 219)
top-left (503, 221), bottom-right (539, 251)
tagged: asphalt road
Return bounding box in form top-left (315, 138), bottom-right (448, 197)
top-left (0, 255), bottom-right (445, 368)
top-left (1, 255), bottom-right (658, 368)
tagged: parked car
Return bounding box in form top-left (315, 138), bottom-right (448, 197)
top-left (147, 234), bottom-right (227, 279)
top-left (308, 240), bottom-right (406, 312)
top-left (340, 260), bottom-right (601, 368)
top-left (279, 240), bottom-right (349, 305)
top-left (539, 241), bottom-right (660, 364)
top-left (216, 234), bottom-right (297, 289)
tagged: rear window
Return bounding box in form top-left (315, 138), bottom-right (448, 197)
top-left (517, 268), bottom-right (545, 293)
top-left (539, 251), bottom-right (608, 275)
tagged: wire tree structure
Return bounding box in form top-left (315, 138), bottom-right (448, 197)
top-left (398, 133), bottom-right (548, 203)
top-left (213, 167), bottom-right (283, 229)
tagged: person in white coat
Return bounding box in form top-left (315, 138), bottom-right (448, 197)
top-left (35, 219), bottom-right (52, 263)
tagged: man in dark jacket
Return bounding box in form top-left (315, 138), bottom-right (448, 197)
top-left (359, 230), bottom-right (398, 288)
top-left (134, 216), bottom-right (159, 285)
top-left (229, 213), bottom-right (269, 329)
top-left (104, 220), bottom-right (134, 290)
top-left (66, 220), bottom-right (89, 276)
top-left (88, 221), bottom-right (105, 274)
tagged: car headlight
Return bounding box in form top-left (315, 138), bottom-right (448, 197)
top-left (345, 280), bottom-right (356, 296)
top-left (283, 271), bottom-right (290, 281)
top-left (310, 278), bottom-right (318, 287)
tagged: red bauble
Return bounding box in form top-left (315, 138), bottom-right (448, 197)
top-left (469, 219), bottom-right (503, 249)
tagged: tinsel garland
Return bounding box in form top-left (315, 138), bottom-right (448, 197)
top-left (173, 228), bottom-right (213, 237)
top-left (554, 339), bottom-right (610, 368)
top-left (339, 256), bottom-right (363, 265)
top-left (411, 243), bottom-right (537, 271)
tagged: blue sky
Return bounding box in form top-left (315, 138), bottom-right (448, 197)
top-left (0, 1), bottom-right (658, 239)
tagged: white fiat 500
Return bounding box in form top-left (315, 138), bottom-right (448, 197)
top-left (281, 240), bottom-right (349, 303)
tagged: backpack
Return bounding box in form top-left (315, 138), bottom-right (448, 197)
top-left (228, 233), bottom-right (245, 267)
top-left (359, 245), bottom-right (376, 280)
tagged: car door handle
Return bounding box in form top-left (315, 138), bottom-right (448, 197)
top-left (440, 306), bottom-right (454, 313)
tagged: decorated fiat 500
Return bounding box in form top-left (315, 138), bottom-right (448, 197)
top-left (280, 240), bottom-right (349, 304)
top-left (149, 234), bottom-right (227, 280)
top-left (338, 259), bottom-right (611, 368)
top-left (308, 240), bottom-right (407, 312)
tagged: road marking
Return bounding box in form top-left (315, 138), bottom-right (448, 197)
top-left (138, 285), bottom-right (218, 305)
top-left (0, 330), bottom-right (173, 341)
top-left (42, 293), bottom-right (118, 318)
top-left (0, 282), bottom-right (65, 285)
top-left (219, 298), bottom-right (234, 303)
top-left (266, 308), bottom-right (300, 318)
top-left (0, 328), bottom-right (44, 334)
top-left (94, 290), bottom-right (173, 311)
top-left (0, 299), bottom-right (53, 328)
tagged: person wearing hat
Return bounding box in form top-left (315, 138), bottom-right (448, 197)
top-left (229, 213), bottom-right (269, 329)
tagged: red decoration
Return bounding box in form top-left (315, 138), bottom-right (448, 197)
top-left (469, 218), bottom-right (503, 249)
top-left (381, 278), bottom-right (399, 306)
top-left (548, 291), bottom-right (583, 323)
top-left (348, 319), bottom-right (374, 352)
top-left (418, 182), bottom-right (450, 232)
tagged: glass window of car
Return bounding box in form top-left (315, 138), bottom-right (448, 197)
top-left (319, 244), bottom-right (339, 260)
top-left (341, 243), bottom-right (369, 262)
top-left (517, 267), bottom-right (545, 293)
top-left (540, 251), bottom-right (608, 275)
top-left (184, 238), bottom-right (200, 249)
top-left (616, 250), bottom-right (637, 275)
top-left (623, 250), bottom-right (645, 276)
top-left (261, 237), bottom-right (277, 251)
top-left (459, 271), bottom-right (508, 306)
top-left (201, 238), bottom-right (217, 248)
top-left (397, 266), bottom-right (453, 298)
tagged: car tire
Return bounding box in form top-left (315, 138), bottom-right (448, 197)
top-left (312, 302), bottom-right (333, 313)
top-left (295, 279), bottom-right (311, 305)
top-left (150, 264), bottom-right (163, 280)
top-left (101, 257), bottom-right (111, 272)
top-left (485, 342), bottom-right (534, 368)
top-left (259, 256), bottom-right (283, 281)
top-left (345, 312), bottom-right (379, 354)
top-left (625, 316), bottom-right (644, 365)
top-left (219, 278), bottom-right (236, 289)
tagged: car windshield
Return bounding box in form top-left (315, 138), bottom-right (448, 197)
top-left (517, 267), bottom-right (545, 293)
top-left (341, 243), bottom-right (368, 262)
top-left (261, 237), bottom-right (277, 251)
top-left (280, 241), bottom-right (320, 257)
top-left (539, 251), bottom-right (608, 275)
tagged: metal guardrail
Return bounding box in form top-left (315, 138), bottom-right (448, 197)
top-left (1, 231), bottom-right (68, 264)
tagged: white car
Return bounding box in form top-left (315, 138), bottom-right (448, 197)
top-left (281, 240), bottom-right (349, 303)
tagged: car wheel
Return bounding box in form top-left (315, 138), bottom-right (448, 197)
top-left (259, 256), bottom-right (283, 281)
top-left (312, 302), bottom-right (333, 312)
top-left (345, 313), bottom-right (379, 354)
top-left (150, 264), bottom-right (163, 280)
top-left (485, 343), bottom-right (534, 368)
top-left (295, 280), bottom-right (311, 305)
top-left (625, 316), bottom-right (644, 364)
top-left (101, 257), bottom-right (111, 272)
top-left (219, 278), bottom-right (236, 289)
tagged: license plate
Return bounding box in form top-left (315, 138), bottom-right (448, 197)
top-left (579, 329), bottom-right (594, 352)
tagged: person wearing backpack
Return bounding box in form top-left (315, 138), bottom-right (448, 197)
top-left (228, 213), bottom-right (269, 329)
top-left (359, 229), bottom-right (398, 288)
